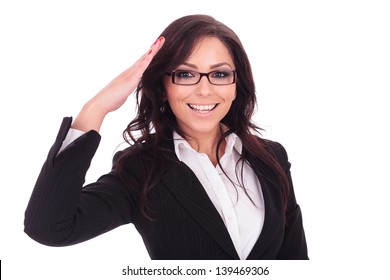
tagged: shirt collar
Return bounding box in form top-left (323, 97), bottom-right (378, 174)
top-left (173, 131), bottom-right (192, 161)
top-left (173, 125), bottom-right (242, 162)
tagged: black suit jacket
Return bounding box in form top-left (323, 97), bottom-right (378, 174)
top-left (24, 117), bottom-right (308, 260)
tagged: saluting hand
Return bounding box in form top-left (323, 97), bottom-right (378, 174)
top-left (72, 37), bottom-right (165, 132)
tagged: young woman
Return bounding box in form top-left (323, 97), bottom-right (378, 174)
top-left (24, 14), bottom-right (308, 260)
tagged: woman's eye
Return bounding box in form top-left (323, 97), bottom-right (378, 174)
top-left (211, 71), bottom-right (230, 79)
top-left (174, 71), bottom-right (194, 78)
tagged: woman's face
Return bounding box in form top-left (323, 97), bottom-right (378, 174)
top-left (164, 36), bottom-right (236, 139)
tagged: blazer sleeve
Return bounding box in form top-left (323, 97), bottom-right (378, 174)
top-left (270, 142), bottom-right (309, 260)
top-left (24, 117), bottom-right (136, 246)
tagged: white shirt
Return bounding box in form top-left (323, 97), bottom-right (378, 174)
top-left (173, 131), bottom-right (264, 259)
top-left (60, 128), bottom-right (265, 259)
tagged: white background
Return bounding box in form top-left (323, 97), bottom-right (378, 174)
top-left (1, 0), bottom-right (389, 279)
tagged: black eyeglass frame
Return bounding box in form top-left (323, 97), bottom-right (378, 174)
top-left (165, 70), bottom-right (237, 85)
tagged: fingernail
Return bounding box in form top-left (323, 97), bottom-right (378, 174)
top-left (148, 49), bottom-right (152, 55)
top-left (153, 38), bottom-right (159, 45)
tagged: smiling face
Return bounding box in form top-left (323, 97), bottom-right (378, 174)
top-left (164, 36), bottom-right (236, 139)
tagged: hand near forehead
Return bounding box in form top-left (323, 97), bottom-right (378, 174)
top-left (72, 37), bottom-right (165, 132)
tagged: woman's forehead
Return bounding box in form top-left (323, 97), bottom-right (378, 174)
top-left (181, 37), bottom-right (234, 68)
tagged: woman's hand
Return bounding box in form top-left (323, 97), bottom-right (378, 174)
top-left (72, 37), bottom-right (165, 132)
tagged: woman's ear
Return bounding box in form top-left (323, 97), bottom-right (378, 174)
top-left (161, 87), bottom-right (168, 102)
top-left (160, 99), bottom-right (168, 113)
top-left (162, 92), bottom-right (168, 102)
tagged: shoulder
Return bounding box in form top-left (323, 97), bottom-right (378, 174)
top-left (262, 139), bottom-right (290, 170)
top-left (265, 139), bottom-right (288, 158)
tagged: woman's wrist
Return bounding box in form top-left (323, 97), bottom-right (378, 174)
top-left (71, 100), bottom-right (107, 132)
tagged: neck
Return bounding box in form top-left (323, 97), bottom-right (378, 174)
top-left (185, 127), bottom-right (226, 166)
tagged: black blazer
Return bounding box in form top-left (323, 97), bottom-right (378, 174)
top-left (24, 117), bottom-right (308, 260)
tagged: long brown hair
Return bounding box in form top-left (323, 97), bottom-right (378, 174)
top-left (116, 14), bottom-right (289, 218)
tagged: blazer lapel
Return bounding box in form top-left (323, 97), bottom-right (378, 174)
top-left (246, 157), bottom-right (285, 259)
top-left (246, 176), bottom-right (283, 259)
top-left (161, 161), bottom-right (240, 259)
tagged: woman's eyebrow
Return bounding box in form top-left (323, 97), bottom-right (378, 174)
top-left (210, 62), bottom-right (233, 69)
top-left (180, 62), bottom-right (233, 69)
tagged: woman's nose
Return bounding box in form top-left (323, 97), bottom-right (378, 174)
top-left (195, 75), bottom-right (213, 96)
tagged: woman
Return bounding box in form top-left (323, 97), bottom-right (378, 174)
top-left (24, 14), bottom-right (308, 260)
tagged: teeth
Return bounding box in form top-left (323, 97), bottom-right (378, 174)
top-left (188, 104), bottom-right (217, 112)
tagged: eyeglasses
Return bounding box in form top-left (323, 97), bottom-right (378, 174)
top-left (166, 70), bottom-right (237, 85)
